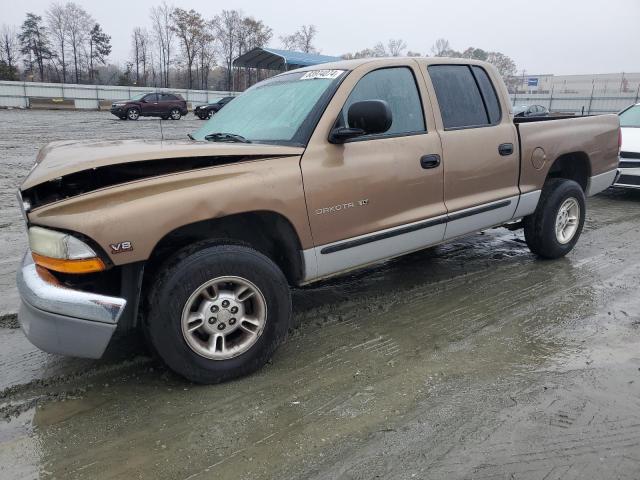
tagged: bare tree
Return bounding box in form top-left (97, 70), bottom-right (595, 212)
top-left (171, 8), bottom-right (205, 89)
top-left (0, 25), bottom-right (21, 77)
top-left (131, 27), bottom-right (152, 86)
top-left (369, 39), bottom-right (406, 57)
top-left (280, 24), bottom-right (317, 53)
top-left (372, 42), bottom-right (387, 57)
top-left (46, 3), bottom-right (68, 82)
top-left (430, 38), bottom-right (451, 57)
top-left (150, 2), bottom-right (174, 87)
top-left (386, 38), bottom-right (407, 57)
top-left (215, 9), bottom-right (241, 90)
top-left (196, 20), bottom-right (216, 89)
top-left (236, 16), bottom-right (272, 88)
top-left (64, 2), bottom-right (92, 83)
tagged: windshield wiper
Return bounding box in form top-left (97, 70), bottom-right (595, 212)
top-left (204, 132), bottom-right (251, 143)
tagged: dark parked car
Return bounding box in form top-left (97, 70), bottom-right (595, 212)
top-left (513, 104), bottom-right (549, 117)
top-left (193, 96), bottom-right (235, 120)
top-left (110, 92), bottom-right (188, 121)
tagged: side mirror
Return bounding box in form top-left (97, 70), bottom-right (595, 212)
top-left (329, 100), bottom-right (393, 144)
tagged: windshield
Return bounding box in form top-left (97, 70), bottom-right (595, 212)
top-left (512, 105), bottom-right (529, 114)
top-left (191, 70), bottom-right (346, 145)
top-left (619, 105), bottom-right (640, 128)
top-left (129, 93), bottom-right (149, 101)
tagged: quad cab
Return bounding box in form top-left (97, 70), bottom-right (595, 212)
top-left (17, 58), bottom-right (620, 383)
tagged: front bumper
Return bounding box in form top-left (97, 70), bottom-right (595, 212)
top-left (110, 106), bottom-right (125, 116)
top-left (17, 252), bottom-right (127, 359)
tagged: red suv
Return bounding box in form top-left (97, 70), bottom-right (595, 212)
top-left (110, 92), bottom-right (188, 121)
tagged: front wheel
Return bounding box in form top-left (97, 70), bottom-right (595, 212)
top-left (126, 108), bottom-right (140, 120)
top-left (523, 178), bottom-right (586, 259)
top-left (146, 244), bottom-right (292, 383)
top-left (169, 108), bottom-right (182, 120)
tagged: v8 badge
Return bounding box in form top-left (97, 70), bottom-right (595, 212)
top-left (110, 241), bottom-right (133, 254)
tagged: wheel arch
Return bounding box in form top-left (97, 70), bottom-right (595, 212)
top-left (144, 210), bottom-right (305, 288)
top-left (545, 151), bottom-right (591, 192)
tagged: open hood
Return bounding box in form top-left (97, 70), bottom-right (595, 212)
top-left (20, 139), bottom-right (303, 210)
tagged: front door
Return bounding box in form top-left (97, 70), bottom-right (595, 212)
top-left (142, 93), bottom-right (159, 115)
top-left (301, 62), bottom-right (446, 279)
top-left (424, 64), bottom-right (520, 239)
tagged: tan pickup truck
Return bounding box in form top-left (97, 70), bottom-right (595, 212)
top-left (16, 58), bottom-right (620, 383)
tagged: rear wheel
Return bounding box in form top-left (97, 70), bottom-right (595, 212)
top-left (206, 110), bottom-right (213, 119)
top-left (169, 108), bottom-right (182, 120)
top-left (126, 108), bottom-right (140, 120)
top-left (523, 178), bottom-right (586, 259)
top-left (146, 243), bottom-right (292, 383)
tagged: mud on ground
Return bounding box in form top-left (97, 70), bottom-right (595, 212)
top-left (1, 110), bottom-right (639, 479)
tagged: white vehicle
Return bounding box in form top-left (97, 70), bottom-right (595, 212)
top-left (614, 103), bottom-right (640, 189)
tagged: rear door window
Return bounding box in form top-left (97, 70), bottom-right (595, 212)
top-left (471, 66), bottom-right (501, 124)
top-left (428, 65), bottom-right (501, 129)
top-left (340, 67), bottom-right (426, 136)
top-left (428, 65), bottom-right (487, 129)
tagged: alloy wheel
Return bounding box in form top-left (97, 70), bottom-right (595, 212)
top-left (181, 276), bottom-right (267, 360)
top-left (555, 197), bottom-right (580, 244)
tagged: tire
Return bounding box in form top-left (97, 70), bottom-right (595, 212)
top-left (169, 108), bottom-right (182, 120)
top-left (206, 110), bottom-right (213, 119)
top-left (126, 108), bottom-right (140, 120)
top-left (523, 178), bottom-right (586, 259)
top-left (146, 243), bottom-right (292, 383)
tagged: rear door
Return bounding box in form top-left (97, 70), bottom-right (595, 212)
top-left (423, 63), bottom-right (520, 239)
top-left (301, 61), bottom-right (446, 279)
top-left (159, 93), bottom-right (175, 112)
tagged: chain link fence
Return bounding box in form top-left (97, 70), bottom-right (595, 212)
top-left (507, 72), bottom-right (640, 115)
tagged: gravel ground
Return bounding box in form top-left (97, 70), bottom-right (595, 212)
top-left (1, 109), bottom-right (640, 479)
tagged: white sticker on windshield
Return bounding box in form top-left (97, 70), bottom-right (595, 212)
top-left (300, 70), bottom-right (345, 80)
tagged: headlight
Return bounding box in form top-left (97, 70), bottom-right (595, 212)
top-left (28, 227), bottom-right (105, 274)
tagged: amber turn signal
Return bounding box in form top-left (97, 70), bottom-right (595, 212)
top-left (32, 252), bottom-right (106, 274)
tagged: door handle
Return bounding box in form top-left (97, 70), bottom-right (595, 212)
top-left (420, 154), bottom-right (441, 169)
top-left (499, 143), bottom-right (514, 156)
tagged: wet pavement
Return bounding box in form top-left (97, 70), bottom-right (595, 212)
top-left (1, 109), bottom-right (640, 479)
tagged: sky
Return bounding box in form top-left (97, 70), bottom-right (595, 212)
top-left (3, 0), bottom-right (639, 75)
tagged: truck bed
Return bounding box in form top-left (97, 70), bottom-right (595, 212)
top-left (514, 113), bottom-right (620, 194)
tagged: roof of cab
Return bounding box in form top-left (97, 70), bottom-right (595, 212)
top-left (292, 56), bottom-right (493, 72)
